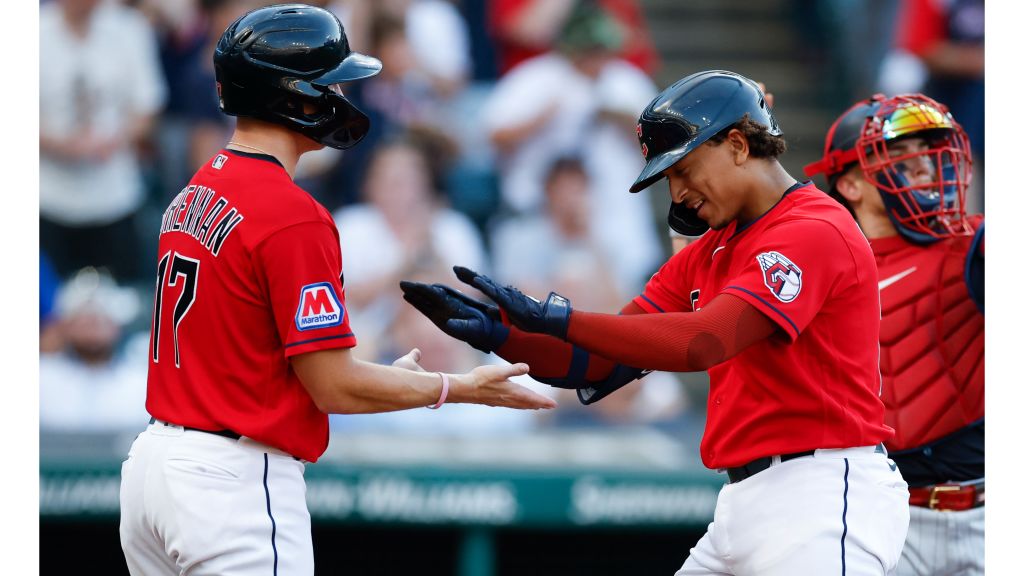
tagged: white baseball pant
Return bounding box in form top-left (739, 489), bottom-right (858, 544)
top-left (119, 420), bottom-right (313, 575)
top-left (676, 445), bottom-right (910, 576)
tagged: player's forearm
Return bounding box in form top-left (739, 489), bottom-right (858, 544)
top-left (497, 324), bottom-right (618, 382)
top-left (322, 359), bottom-right (449, 414)
top-left (492, 299), bottom-right (653, 382)
top-left (293, 349), bottom-right (446, 414)
top-left (566, 294), bottom-right (778, 373)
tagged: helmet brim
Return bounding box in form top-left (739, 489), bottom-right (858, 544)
top-left (314, 51), bottom-right (383, 86)
top-left (629, 140), bottom-right (699, 193)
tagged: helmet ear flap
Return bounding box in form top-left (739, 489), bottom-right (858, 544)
top-left (265, 89), bottom-right (372, 150)
top-left (668, 201), bottom-right (709, 236)
top-left (213, 4), bottom-right (382, 149)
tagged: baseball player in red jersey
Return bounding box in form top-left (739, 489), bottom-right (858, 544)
top-left (401, 70), bottom-right (910, 574)
top-left (118, 5), bottom-right (555, 575)
top-left (806, 93), bottom-right (984, 575)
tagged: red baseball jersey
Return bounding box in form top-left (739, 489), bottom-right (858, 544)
top-left (871, 220), bottom-right (984, 452)
top-left (635, 183), bottom-right (893, 469)
top-left (146, 150), bottom-right (356, 462)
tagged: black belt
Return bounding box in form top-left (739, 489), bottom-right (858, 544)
top-left (726, 450), bottom-right (816, 484)
top-left (150, 417), bottom-right (242, 440)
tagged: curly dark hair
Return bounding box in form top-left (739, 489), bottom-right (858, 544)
top-left (706, 114), bottom-right (786, 158)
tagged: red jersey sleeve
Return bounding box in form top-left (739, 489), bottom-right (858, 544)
top-left (634, 242), bottom-right (696, 313)
top-left (254, 221), bottom-right (357, 357)
top-left (721, 220), bottom-right (864, 342)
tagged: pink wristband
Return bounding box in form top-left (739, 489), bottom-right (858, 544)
top-left (428, 372), bottom-right (449, 409)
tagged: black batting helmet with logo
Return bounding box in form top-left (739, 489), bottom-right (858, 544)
top-left (214, 4), bottom-right (382, 150)
top-left (630, 70), bottom-right (782, 236)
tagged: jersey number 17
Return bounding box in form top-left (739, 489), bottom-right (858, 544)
top-left (151, 251), bottom-right (200, 368)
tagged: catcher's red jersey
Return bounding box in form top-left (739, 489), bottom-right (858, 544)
top-left (636, 183), bottom-right (893, 469)
top-left (146, 150), bottom-right (356, 462)
top-left (871, 220), bottom-right (984, 452)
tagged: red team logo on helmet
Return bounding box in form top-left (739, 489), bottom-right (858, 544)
top-left (295, 282), bottom-right (345, 331)
top-left (757, 251), bottom-right (802, 302)
top-left (636, 123), bottom-right (649, 159)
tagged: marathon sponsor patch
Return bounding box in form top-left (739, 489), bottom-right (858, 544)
top-left (295, 282), bottom-right (345, 331)
top-left (756, 251), bottom-right (802, 303)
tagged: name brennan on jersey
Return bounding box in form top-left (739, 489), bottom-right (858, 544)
top-left (159, 184), bottom-right (244, 256)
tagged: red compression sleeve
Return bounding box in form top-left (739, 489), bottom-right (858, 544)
top-left (566, 294), bottom-right (778, 372)
top-left (496, 301), bottom-right (648, 380)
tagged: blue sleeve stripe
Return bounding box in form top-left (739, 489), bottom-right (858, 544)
top-left (285, 333), bottom-right (355, 348)
top-left (639, 294), bottom-right (665, 313)
top-left (723, 286), bottom-right (800, 337)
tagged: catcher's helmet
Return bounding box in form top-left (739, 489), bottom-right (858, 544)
top-left (804, 93), bottom-right (973, 243)
top-left (630, 70), bottom-right (782, 236)
top-left (214, 4), bottom-right (382, 150)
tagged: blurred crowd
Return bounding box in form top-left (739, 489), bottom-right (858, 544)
top-left (38, 0), bottom-right (983, 440)
top-left (39, 0), bottom-right (690, 438)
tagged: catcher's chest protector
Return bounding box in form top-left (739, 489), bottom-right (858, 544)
top-left (874, 231), bottom-right (984, 451)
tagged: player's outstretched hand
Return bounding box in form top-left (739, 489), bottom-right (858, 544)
top-left (399, 281), bottom-right (509, 352)
top-left (453, 266), bottom-right (572, 340)
top-left (453, 362), bottom-right (557, 410)
top-left (392, 348), bottom-right (426, 372)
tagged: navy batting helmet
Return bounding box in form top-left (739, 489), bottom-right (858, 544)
top-left (630, 70), bottom-right (782, 236)
top-left (214, 4), bottom-right (382, 150)
top-left (804, 93), bottom-right (973, 244)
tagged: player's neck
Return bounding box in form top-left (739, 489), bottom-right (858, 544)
top-left (855, 213), bottom-right (899, 240)
top-left (738, 161), bottom-right (798, 224)
top-left (227, 121), bottom-right (315, 179)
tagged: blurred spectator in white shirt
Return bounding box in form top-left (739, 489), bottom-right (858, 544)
top-left (481, 3), bottom-right (662, 295)
top-left (39, 0), bottom-right (168, 282)
top-left (491, 156), bottom-right (622, 307)
top-left (332, 132), bottom-right (488, 359)
top-left (39, 267), bottom-right (150, 432)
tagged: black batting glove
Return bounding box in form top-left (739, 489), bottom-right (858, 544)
top-left (453, 266), bottom-right (572, 340)
top-left (399, 281), bottom-right (510, 353)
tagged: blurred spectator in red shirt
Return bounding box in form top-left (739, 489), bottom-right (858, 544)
top-left (489, 0), bottom-right (658, 76)
top-left (880, 0), bottom-right (983, 168)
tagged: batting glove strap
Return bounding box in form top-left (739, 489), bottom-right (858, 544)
top-left (577, 365), bottom-right (650, 405)
top-left (540, 292), bottom-right (572, 340)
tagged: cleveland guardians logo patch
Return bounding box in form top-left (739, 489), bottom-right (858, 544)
top-left (295, 283), bottom-right (344, 331)
top-left (756, 251), bottom-right (802, 303)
